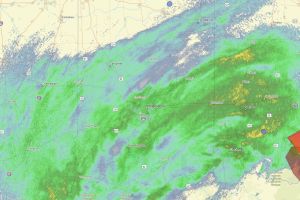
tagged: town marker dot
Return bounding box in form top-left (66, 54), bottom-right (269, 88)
top-left (167, 1), bottom-right (173, 7)
top-left (261, 129), bottom-right (267, 135)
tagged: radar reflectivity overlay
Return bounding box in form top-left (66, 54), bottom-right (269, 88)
top-left (0, 0), bottom-right (300, 199)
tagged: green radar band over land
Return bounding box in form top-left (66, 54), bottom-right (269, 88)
top-left (1, 32), bottom-right (300, 199)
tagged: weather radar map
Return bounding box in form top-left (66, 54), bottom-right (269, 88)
top-left (1, 0), bottom-right (300, 199)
